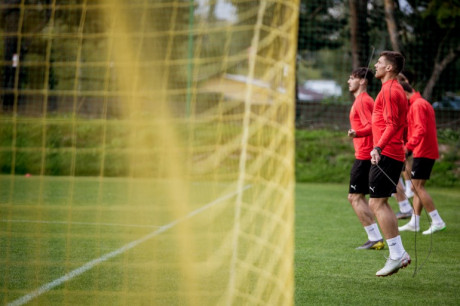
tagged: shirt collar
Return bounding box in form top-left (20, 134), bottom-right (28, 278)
top-left (409, 91), bottom-right (422, 104)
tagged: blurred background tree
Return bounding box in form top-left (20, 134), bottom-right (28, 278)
top-left (1, 0), bottom-right (459, 108)
top-left (296, 0), bottom-right (460, 102)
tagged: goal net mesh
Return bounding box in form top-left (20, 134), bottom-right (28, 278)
top-left (0, 1), bottom-right (298, 305)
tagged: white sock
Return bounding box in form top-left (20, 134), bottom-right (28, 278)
top-left (405, 180), bottom-right (412, 192)
top-left (398, 199), bottom-right (412, 213)
top-left (365, 223), bottom-right (383, 241)
top-left (429, 210), bottom-right (445, 225)
top-left (409, 214), bottom-right (420, 228)
top-left (399, 177), bottom-right (405, 190)
top-left (387, 235), bottom-right (405, 260)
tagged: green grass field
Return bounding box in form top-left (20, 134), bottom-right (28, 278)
top-left (1, 175), bottom-right (459, 305)
top-left (295, 183), bottom-right (460, 305)
top-left (1, 175), bottom-right (254, 305)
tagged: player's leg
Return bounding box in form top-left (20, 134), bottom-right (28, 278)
top-left (348, 193), bottom-right (375, 226)
top-left (412, 158), bottom-right (446, 234)
top-left (402, 170), bottom-right (413, 198)
top-left (369, 156), bottom-right (411, 276)
top-left (348, 193), bottom-right (384, 249)
top-left (394, 179), bottom-right (412, 219)
top-left (348, 160), bottom-right (384, 249)
top-left (369, 197), bottom-right (398, 238)
top-left (411, 178), bottom-right (446, 234)
top-left (403, 156), bottom-right (414, 198)
top-left (370, 196), bottom-right (411, 276)
top-left (398, 192), bottom-right (421, 232)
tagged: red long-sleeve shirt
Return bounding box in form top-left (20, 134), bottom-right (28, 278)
top-left (372, 79), bottom-right (408, 162)
top-left (406, 92), bottom-right (439, 159)
top-left (350, 92), bottom-right (374, 160)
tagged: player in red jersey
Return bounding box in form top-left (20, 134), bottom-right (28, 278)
top-left (391, 72), bottom-right (415, 219)
top-left (398, 81), bottom-right (446, 235)
top-left (347, 67), bottom-right (384, 250)
top-left (370, 51), bottom-right (411, 277)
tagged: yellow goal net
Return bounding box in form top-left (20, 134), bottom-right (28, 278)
top-left (0, 1), bottom-right (298, 305)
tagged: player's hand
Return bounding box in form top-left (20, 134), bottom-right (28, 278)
top-left (404, 147), bottom-right (412, 158)
top-left (348, 129), bottom-right (356, 138)
top-left (370, 147), bottom-right (381, 165)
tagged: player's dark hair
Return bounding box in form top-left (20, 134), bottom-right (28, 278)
top-left (400, 69), bottom-right (415, 84)
top-left (397, 73), bottom-right (408, 84)
top-left (380, 51), bottom-right (405, 74)
top-left (399, 80), bottom-right (413, 93)
top-left (351, 67), bottom-right (373, 85)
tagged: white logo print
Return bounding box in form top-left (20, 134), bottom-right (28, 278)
top-left (369, 186), bottom-right (375, 192)
top-left (411, 171), bottom-right (415, 176)
top-left (351, 185), bottom-right (356, 190)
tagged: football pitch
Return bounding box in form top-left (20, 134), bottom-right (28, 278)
top-left (1, 175), bottom-right (256, 305)
top-left (295, 183), bottom-right (460, 305)
top-left (1, 176), bottom-right (459, 305)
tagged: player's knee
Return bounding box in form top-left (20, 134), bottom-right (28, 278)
top-left (411, 179), bottom-right (424, 190)
top-left (347, 193), bottom-right (354, 204)
top-left (348, 193), bottom-right (363, 205)
top-left (368, 198), bottom-right (380, 212)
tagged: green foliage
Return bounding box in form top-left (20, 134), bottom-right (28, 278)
top-left (430, 161), bottom-right (459, 187)
top-left (1, 119), bottom-right (459, 188)
top-left (297, 49), bottom-right (350, 89)
top-left (297, 58), bottom-right (322, 83)
top-left (0, 118), bottom-right (129, 176)
top-left (425, 0), bottom-right (460, 29)
top-left (437, 128), bottom-right (460, 143)
top-left (295, 129), bottom-right (460, 187)
top-left (297, 0), bottom-right (347, 51)
top-left (434, 128), bottom-right (460, 187)
top-left (295, 129), bottom-right (354, 183)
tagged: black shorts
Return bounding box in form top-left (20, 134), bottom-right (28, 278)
top-left (411, 158), bottom-right (435, 180)
top-left (369, 155), bottom-right (404, 198)
top-left (349, 159), bottom-right (371, 194)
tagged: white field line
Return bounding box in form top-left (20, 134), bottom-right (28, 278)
top-left (7, 185), bottom-right (251, 306)
top-left (1, 219), bottom-right (160, 229)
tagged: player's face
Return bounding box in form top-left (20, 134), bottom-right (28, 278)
top-left (347, 75), bottom-right (360, 93)
top-left (374, 56), bottom-right (389, 79)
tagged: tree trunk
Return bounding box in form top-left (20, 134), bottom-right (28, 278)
top-left (349, 0), bottom-right (369, 69)
top-left (384, 0), bottom-right (400, 52)
top-left (423, 44), bottom-right (460, 101)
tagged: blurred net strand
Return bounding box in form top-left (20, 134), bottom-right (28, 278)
top-left (62, 0), bottom-right (87, 297)
top-left (228, 0), bottom-right (267, 304)
top-left (39, 0), bottom-right (57, 178)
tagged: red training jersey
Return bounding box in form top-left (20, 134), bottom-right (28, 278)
top-left (405, 92), bottom-right (439, 159)
top-left (349, 92), bottom-right (374, 160)
top-left (372, 79), bottom-right (408, 162)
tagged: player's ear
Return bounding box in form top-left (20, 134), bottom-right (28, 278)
top-left (385, 65), bottom-right (392, 72)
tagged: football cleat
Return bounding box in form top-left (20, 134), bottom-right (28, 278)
top-left (398, 222), bottom-right (419, 232)
top-left (395, 211), bottom-right (412, 219)
top-left (356, 239), bottom-right (385, 250)
top-left (376, 252), bottom-right (411, 277)
top-left (422, 222), bottom-right (446, 235)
